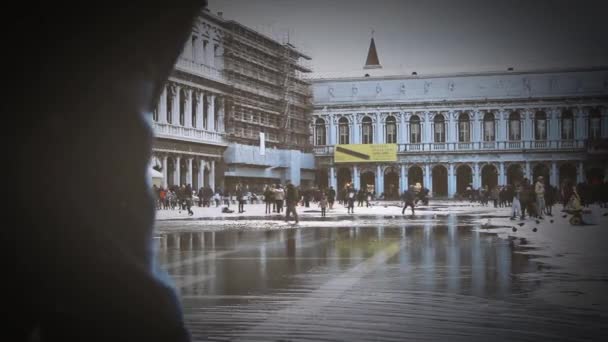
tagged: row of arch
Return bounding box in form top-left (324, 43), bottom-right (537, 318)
top-left (314, 109), bottom-right (603, 145)
top-left (317, 163), bottom-right (587, 198)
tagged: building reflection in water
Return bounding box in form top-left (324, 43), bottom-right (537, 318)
top-left (156, 218), bottom-right (525, 300)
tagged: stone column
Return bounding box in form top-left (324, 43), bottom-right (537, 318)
top-left (172, 85), bottom-right (180, 125)
top-left (375, 112), bottom-right (382, 144)
top-left (159, 86), bottom-right (167, 124)
top-left (208, 93), bottom-right (216, 131)
top-left (448, 163), bottom-right (455, 198)
top-left (195, 92), bottom-right (204, 129)
top-left (162, 155), bottom-right (168, 188)
top-left (375, 165), bottom-right (382, 195)
top-left (399, 112), bottom-right (407, 144)
top-left (550, 161), bottom-right (558, 187)
top-left (425, 164), bottom-right (431, 192)
top-left (377, 165), bottom-right (385, 195)
top-left (184, 89), bottom-right (193, 127)
top-left (199, 159), bottom-right (205, 188)
top-left (328, 114), bottom-right (336, 145)
top-left (352, 115), bottom-right (359, 144)
top-left (210, 160), bottom-right (216, 191)
top-left (499, 162), bottom-right (505, 186)
top-left (497, 110), bottom-right (506, 141)
top-left (174, 156), bottom-right (181, 186)
top-left (217, 96), bottom-right (225, 132)
top-left (400, 164), bottom-right (407, 193)
top-left (473, 163), bottom-right (480, 189)
top-left (525, 161), bottom-right (531, 181)
top-left (182, 33), bottom-right (192, 60)
top-left (352, 165), bottom-right (359, 189)
top-left (577, 161), bottom-right (584, 184)
top-left (329, 166), bottom-right (337, 189)
top-left (207, 39), bottom-right (215, 67)
top-left (186, 158), bottom-right (193, 185)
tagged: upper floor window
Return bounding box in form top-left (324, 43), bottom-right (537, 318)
top-left (562, 110), bottom-right (574, 140)
top-left (458, 113), bottom-right (470, 142)
top-left (385, 116), bottom-right (397, 143)
top-left (315, 118), bottom-right (326, 145)
top-left (535, 111), bottom-right (547, 140)
top-left (339, 117), bottom-right (350, 144)
top-left (179, 89), bottom-right (187, 126)
top-left (483, 112), bottom-right (495, 142)
top-left (203, 94), bottom-right (209, 129)
top-left (589, 109), bottom-right (601, 140)
top-left (152, 106), bottom-right (158, 122)
top-left (191, 94), bottom-right (197, 127)
top-left (410, 115), bottom-right (421, 143)
top-left (509, 112), bottom-right (521, 141)
top-left (362, 116), bottom-right (373, 144)
top-left (434, 114), bottom-right (445, 143)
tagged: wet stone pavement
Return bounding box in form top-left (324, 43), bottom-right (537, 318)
top-left (155, 215), bottom-right (607, 341)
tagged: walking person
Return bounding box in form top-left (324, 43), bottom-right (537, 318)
top-left (328, 186), bottom-right (336, 209)
top-left (264, 185), bottom-right (274, 214)
top-left (285, 182), bottom-right (299, 223)
top-left (346, 186), bottom-right (356, 214)
top-left (236, 185), bottom-right (246, 213)
top-left (275, 185), bottom-right (285, 213)
top-left (511, 182), bottom-right (522, 220)
top-left (491, 186), bottom-right (500, 208)
top-left (535, 176), bottom-right (546, 219)
top-left (185, 184), bottom-right (194, 216)
top-left (319, 193), bottom-right (328, 217)
top-left (401, 186), bottom-right (416, 215)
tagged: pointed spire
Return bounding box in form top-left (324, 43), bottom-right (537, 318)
top-left (364, 30), bottom-right (381, 69)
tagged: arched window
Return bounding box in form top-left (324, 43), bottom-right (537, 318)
top-left (458, 113), bottom-right (470, 142)
top-left (179, 89), bottom-right (186, 126)
top-left (410, 115), bottom-right (421, 143)
top-left (483, 112), bottom-right (495, 141)
top-left (535, 111), bottom-right (547, 140)
top-left (589, 109), bottom-right (601, 140)
top-left (315, 118), bottom-right (326, 145)
top-left (509, 112), bottom-right (521, 141)
top-left (339, 117), bottom-right (350, 144)
top-left (166, 88), bottom-right (173, 124)
top-left (561, 110), bottom-right (574, 140)
top-left (362, 116), bottom-right (373, 144)
top-left (434, 114), bottom-right (445, 143)
top-left (385, 116), bottom-right (397, 143)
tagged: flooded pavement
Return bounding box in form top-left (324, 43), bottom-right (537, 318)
top-left (155, 217), bottom-right (607, 341)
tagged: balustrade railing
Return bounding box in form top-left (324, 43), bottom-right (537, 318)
top-left (152, 121), bottom-right (225, 145)
top-left (174, 57), bottom-right (226, 83)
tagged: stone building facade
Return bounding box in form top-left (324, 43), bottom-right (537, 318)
top-left (149, 8), bottom-right (314, 192)
top-left (312, 67), bottom-right (608, 199)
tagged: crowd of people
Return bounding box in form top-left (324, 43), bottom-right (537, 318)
top-left (152, 176), bottom-right (608, 226)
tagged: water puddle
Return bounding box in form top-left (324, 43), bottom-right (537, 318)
top-left (155, 218), bottom-right (607, 341)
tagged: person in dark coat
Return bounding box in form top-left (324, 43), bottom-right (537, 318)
top-left (401, 186), bottom-right (416, 215)
top-left (285, 182), bottom-right (299, 223)
top-left (328, 186), bottom-right (336, 209)
top-left (11, 2), bottom-right (202, 341)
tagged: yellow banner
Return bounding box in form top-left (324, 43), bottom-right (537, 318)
top-left (334, 144), bottom-right (397, 163)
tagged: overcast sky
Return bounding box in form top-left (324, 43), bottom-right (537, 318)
top-left (208, 0), bottom-right (608, 77)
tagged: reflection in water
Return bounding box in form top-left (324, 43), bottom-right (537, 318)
top-left (155, 221), bottom-right (605, 341)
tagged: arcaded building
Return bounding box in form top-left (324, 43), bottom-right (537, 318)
top-left (311, 39), bottom-right (608, 199)
top-left (149, 8), bottom-right (315, 192)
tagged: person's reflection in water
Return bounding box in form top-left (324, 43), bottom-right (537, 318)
top-left (12, 2), bottom-right (205, 341)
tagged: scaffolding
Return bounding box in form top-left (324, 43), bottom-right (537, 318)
top-left (222, 23), bottom-right (313, 151)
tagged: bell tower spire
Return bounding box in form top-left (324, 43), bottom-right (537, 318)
top-left (364, 29), bottom-right (381, 69)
